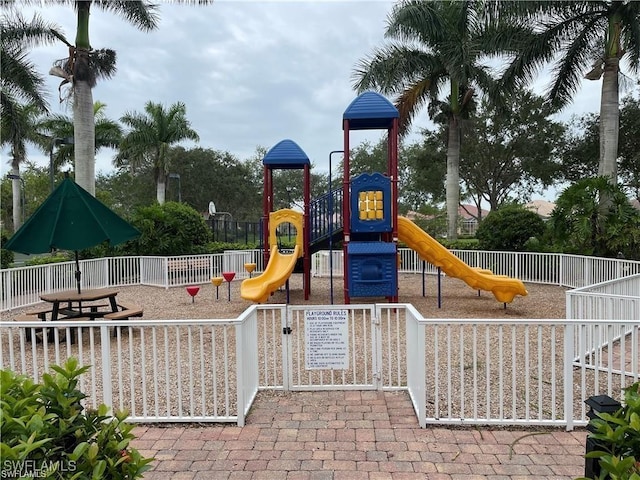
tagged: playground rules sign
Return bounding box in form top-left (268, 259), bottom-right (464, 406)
top-left (304, 309), bottom-right (349, 370)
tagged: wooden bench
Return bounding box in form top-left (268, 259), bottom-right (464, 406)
top-left (14, 314), bottom-right (45, 342)
top-left (84, 303), bottom-right (109, 312)
top-left (104, 303), bottom-right (143, 337)
top-left (104, 303), bottom-right (144, 320)
top-left (14, 314), bottom-right (42, 322)
top-left (13, 314), bottom-right (89, 342)
top-left (168, 259), bottom-right (190, 274)
top-left (14, 313), bottom-right (91, 322)
top-left (167, 258), bottom-right (210, 278)
top-left (23, 306), bottom-right (53, 321)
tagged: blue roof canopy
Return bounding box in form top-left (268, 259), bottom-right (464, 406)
top-left (263, 139), bottom-right (310, 169)
top-left (343, 91), bottom-right (399, 130)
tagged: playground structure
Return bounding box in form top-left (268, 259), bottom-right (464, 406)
top-left (240, 92), bottom-right (527, 304)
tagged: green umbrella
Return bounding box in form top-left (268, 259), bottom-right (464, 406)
top-left (5, 176), bottom-right (140, 293)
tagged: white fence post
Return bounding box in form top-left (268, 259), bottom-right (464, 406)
top-left (100, 324), bottom-right (113, 412)
top-left (235, 321), bottom-right (245, 427)
top-left (563, 323), bottom-right (575, 431)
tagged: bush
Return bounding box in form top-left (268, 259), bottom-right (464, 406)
top-left (439, 238), bottom-right (481, 251)
top-left (205, 241), bottom-right (259, 253)
top-left (1, 231), bottom-right (14, 269)
top-left (550, 177), bottom-right (640, 259)
top-left (128, 201), bottom-right (212, 256)
top-left (24, 253), bottom-right (72, 266)
top-left (476, 204), bottom-right (545, 251)
top-left (0, 358), bottom-right (153, 479)
top-left (577, 382), bottom-right (640, 480)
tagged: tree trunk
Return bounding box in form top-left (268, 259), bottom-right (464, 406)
top-left (73, 79), bottom-right (96, 195)
top-left (72, 2), bottom-right (95, 196)
top-left (446, 117), bottom-right (461, 240)
top-left (10, 165), bottom-right (21, 231)
top-left (598, 56), bottom-right (620, 183)
top-left (157, 178), bottom-right (166, 204)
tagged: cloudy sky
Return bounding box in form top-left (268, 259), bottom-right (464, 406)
top-left (4, 1), bottom-right (603, 188)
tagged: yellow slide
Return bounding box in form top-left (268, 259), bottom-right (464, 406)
top-left (240, 245), bottom-right (301, 303)
top-left (397, 216), bottom-right (527, 303)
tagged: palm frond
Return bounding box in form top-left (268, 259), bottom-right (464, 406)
top-left (0, 45), bottom-right (48, 111)
top-left (90, 48), bottom-right (117, 80)
top-left (395, 80), bottom-right (432, 136)
top-left (93, 1), bottom-right (160, 32)
top-left (386, 0), bottom-right (447, 46)
top-left (1, 10), bottom-right (65, 114)
top-left (352, 44), bottom-right (442, 95)
top-left (620, 1), bottom-right (640, 75)
top-left (546, 16), bottom-right (603, 110)
top-left (0, 9), bottom-right (68, 47)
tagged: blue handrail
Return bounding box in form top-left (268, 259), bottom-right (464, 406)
top-left (309, 188), bottom-right (343, 244)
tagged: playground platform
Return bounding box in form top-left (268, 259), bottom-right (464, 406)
top-left (131, 390), bottom-right (588, 479)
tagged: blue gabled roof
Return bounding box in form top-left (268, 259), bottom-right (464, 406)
top-left (262, 139), bottom-right (310, 169)
top-left (343, 91), bottom-right (399, 130)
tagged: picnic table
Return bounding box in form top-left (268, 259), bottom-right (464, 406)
top-left (39, 288), bottom-right (120, 321)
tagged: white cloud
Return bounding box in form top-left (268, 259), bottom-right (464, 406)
top-left (2, 0), bottom-right (603, 186)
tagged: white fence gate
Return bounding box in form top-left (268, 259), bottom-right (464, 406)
top-left (284, 305), bottom-right (379, 391)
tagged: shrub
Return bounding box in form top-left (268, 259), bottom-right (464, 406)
top-left (205, 241), bottom-right (259, 253)
top-left (577, 382), bottom-right (640, 480)
top-left (550, 177), bottom-right (640, 259)
top-left (439, 238), bottom-right (481, 251)
top-left (1, 231), bottom-right (15, 268)
top-left (24, 253), bottom-right (72, 266)
top-left (476, 204), bottom-right (545, 251)
top-left (128, 201), bottom-right (212, 256)
top-left (0, 358), bottom-right (153, 479)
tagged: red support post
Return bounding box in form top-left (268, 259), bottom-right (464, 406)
top-left (303, 164), bottom-right (311, 300)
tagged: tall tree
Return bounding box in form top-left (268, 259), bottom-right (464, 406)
top-left (550, 176), bottom-right (640, 259)
top-left (619, 93), bottom-right (640, 201)
top-left (562, 92), bottom-right (640, 202)
top-left (561, 113), bottom-right (600, 183)
top-left (164, 146), bottom-right (262, 221)
top-left (1, 8), bottom-right (62, 230)
top-left (0, 102), bottom-right (48, 230)
top-left (116, 101), bottom-right (200, 204)
top-left (347, 138), bottom-right (445, 213)
top-left (352, 0), bottom-right (510, 239)
top-left (460, 90), bottom-right (564, 212)
top-left (0, 8), bottom-right (62, 121)
top-left (499, 1), bottom-right (640, 185)
top-left (40, 101), bottom-right (122, 178)
top-left (46, 1), bottom-right (160, 196)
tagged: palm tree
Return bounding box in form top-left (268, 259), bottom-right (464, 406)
top-left (0, 8), bottom-right (62, 120)
top-left (499, 1), bottom-right (640, 185)
top-left (47, 1), bottom-right (160, 196)
top-left (40, 101), bottom-right (123, 178)
top-left (116, 101), bottom-right (200, 204)
top-left (1, 9), bottom-right (62, 230)
top-left (0, 102), bottom-right (48, 230)
top-left (352, 0), bottom-right (508, 240)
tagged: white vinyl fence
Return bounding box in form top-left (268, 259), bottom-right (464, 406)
top-left (0, 307), bottom-right (283, 426)
top-left (1, 306), bottom-right (637, 429)
top-left (3, 250), bottom-right (640, 311)
top-left (1, 250), bottom-right (639, 429)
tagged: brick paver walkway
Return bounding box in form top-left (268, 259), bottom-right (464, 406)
top-left (131, 390), bottom-right (588, 479)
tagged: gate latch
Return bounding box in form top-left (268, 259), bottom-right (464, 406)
top-left (283, 326), bottom-right (292, 335)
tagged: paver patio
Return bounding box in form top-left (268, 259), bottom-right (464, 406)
top-left (131, 390), bottom-right (588, 479)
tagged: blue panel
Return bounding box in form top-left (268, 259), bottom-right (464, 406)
top-left (263, 139), bottom-right (310, 169)
top-left (343, 91), bottom-right (399, 130)
top-left (350, 172), bottom-right (392, 233)
top-left (348, 242), bottom-right (396, 255)
top-left (347, 242), bottom-right (397, 297)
